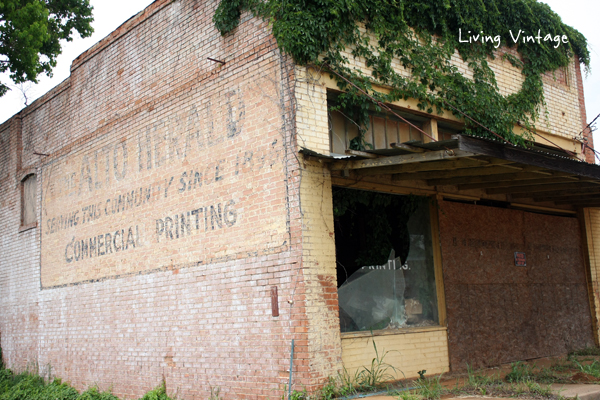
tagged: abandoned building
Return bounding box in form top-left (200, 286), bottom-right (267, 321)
top-left (1, 0), bottom-right (600, 398)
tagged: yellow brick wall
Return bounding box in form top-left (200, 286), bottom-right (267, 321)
top-left (582, 208), bottom-right (600, 344)
top-left (299, 159), bottom-right (344, 386)
top-left (296, 31), bottom-right (583, 155)
top-left (341, 327), bottom-right (449, 380)
top-left (295, 67), bottom-right (330, 155)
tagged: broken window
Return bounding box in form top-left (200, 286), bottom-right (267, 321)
top-left (329, 109), bottom-right (424, 154)
top-left (21, 174), bottom-right (37, 227)
top-left (333, 188), bottom-right (438, 332)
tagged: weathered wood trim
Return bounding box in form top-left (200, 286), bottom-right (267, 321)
top-left (431, 195), bottom-right (447, 327)
top-left (330, 149), bottom-right (477, 171)
top-left (488, 181), bottom-right (600, 195)
top-left (458, 135), bottom-right (600, 180)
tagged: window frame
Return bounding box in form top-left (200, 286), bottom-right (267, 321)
top-left (19, 171), bottom-right (38, 232)
top-left (332, 186), bottom-right (447, 335)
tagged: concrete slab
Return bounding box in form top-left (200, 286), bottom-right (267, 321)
top-left (339, 385), bottom-right (600, 400)
top-left (551, 384), bottom-right (600, 400)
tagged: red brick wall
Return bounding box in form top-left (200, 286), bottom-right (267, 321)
top-left (0, 0), bottom-right (336, 398)
top-left (0, 116), bottom-right (41, 373)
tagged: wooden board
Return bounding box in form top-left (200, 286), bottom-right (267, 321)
top-left (438, 201), bottom-right (595, 370)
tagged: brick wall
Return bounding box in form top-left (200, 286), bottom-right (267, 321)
top-left (0, 117), bottom-right (41, 372)
top-left (341, 328), bottom-right (449, 380)
top-left (298, 35), bottom-right (584, 157)
top-left (582, 208), bottom-right (600, 344)
top-left (0, 0), bottom-right (340, 398)
top-left (298, 160), bottom-right (343, 387)
top-left (574, 58), bottom-right (595, 163)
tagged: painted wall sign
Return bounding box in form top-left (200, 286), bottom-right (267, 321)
top-left (40, 74), bottom-right (290, 288)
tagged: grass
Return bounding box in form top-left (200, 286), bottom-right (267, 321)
top-left (6, 345), bottom-right (600, 400)
top-left (414, 375), bottom-right (443, 400)
top-left (445, 366), bottom-right (564, 400)
top-left (505, 361), bottom-right (537, 383)
top-left (285, 340), bottom-right (402, 399)
top-left (571, 347), bottom-right (600, 356)
top-left (575, 360), bottom-right (600, 378)
top-left (0, 367), bottom-right (177, 400)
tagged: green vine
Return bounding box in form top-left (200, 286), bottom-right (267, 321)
top-left (214, 0), bottom-right (589, 147)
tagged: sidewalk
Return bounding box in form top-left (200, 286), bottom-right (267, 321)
top-left (353, 383), bottom-right (600, 399)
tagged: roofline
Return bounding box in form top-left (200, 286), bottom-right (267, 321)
top-left (70, 0), bottom-right (175, 74)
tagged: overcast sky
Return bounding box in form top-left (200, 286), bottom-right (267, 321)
top-left (1, 0), bottom-right (599, 148)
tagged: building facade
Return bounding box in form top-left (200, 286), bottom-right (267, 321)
top-left (1, 0), bottom-right (600, 398)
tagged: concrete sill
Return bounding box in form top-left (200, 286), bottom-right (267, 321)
top-left (341, 325), bottom-right (447, 340)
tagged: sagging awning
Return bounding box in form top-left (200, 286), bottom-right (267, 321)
top-left (301, 135), bottom-right (600, 209)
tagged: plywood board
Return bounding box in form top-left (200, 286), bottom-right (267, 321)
top-left (438, 201), bottom-right (595, 370)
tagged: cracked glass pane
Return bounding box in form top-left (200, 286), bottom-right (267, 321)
top-left (334, 188), bottom-right (438, 332)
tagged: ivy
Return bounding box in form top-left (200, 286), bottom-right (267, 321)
top-left (214, 0), bottom-right (590, 147)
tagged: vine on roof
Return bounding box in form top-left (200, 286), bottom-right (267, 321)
top-left (213, 0), bottom-right (590, 148)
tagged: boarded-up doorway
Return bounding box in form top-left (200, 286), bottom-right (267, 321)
top-left (438, 200), bottom-right (595, 370)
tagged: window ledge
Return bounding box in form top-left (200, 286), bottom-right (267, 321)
top-left (340, 325), bottom-right (446, 339)
top-left (19, 222), bottom-right (37, 233)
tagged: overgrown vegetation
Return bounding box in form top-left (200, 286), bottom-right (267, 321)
top-left (0, 367), bottom-right (176, 400)
top-left (501, 352), bottom-right (600, 385)
top-left (288, 349), bottom-right (600, 400)
top-left (446, 366), bottom-right (562, 400)
top-left (571, 347), bottom-right (600, 356)
top-left (214, 0), bottom-right (589, 147)
top-left (286, 340), bottom-right (401, 399)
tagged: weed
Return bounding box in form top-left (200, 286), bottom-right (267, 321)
top-left (0, 369), bottom-right (80, 400)
top-left (571, 347), bottom-right (600, 356)
top-left (505, 361), bottom-right (536, 383)
top-left (397, 390), bottom-right (421, 400)
top-left (534, 367), bottom-right (566, 384)
top-left (138, 383), bottom-right (174, 400)
top-left (78, 387), bottom-right (120, 400)
top-left (0, 366), bottom-right (174, 400)
top-left (458, 364), bottom-right (502, 391)
top-left (287, 388), bottom-right (307, 400)
top-left (336, 366), bottom-right (360, 397)
top-left (507, 381), bottom-right (527, 396)
top-left (415, 375), bottom-right (443, 400)
top-left (316, 377), bottom-right (337, 400)
top-left (576, 360), bottom-right (600, 378)
top-left (355, 340), bottom-right (399, 390)
top-left (525, 380), bottom-right (554, 397)
top-left (208, 386), bottom-right (221, 400)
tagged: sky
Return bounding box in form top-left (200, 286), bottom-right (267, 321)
top-left (0, 0), bottom-right (599, 148)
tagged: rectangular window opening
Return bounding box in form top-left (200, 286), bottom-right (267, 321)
top-left (334, 187), bottom-right (439, 333)
top-left (21, 174), bottom-right (37, 228)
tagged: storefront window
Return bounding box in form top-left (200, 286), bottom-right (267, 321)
top-left (333, 188), bottom-right (438, 332)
